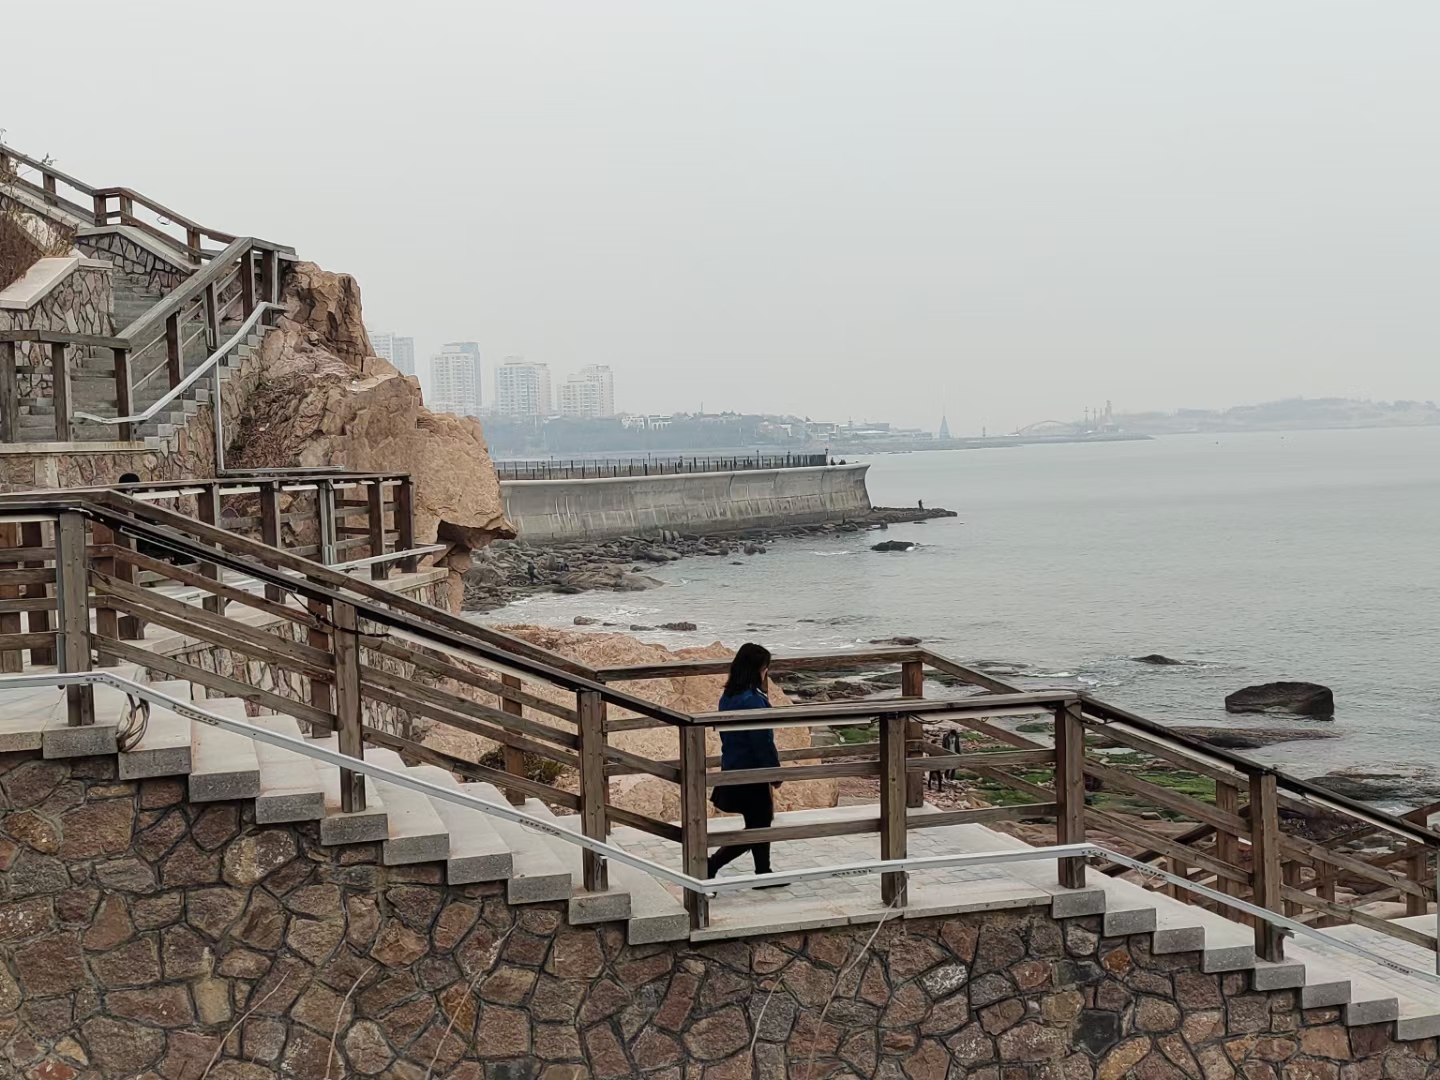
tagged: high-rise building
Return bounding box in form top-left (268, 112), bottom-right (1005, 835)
top-left (495, 358), bottom-right (552, 418)
top-left (368, 331), bottom-right (416, 376)
top-left (558, 365), bottom-right (616, 419)
top-left (430, 343), bottom-right (483, 417)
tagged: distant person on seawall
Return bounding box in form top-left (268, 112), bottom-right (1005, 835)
top-left (707, 643), bottom-right (788, 888)
top-left (918, 499), bottom-right (924, 511)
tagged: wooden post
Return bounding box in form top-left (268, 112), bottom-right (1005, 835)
top-left (395, 478), bottom-right (418, 572)
top-left (187, 228), bottom-right (202, 257)
top-left (1055, 701), bottom-right (1088, 889)
top-left (195, 483), bottom-right (223, 614)
top-left (90, 521), bottom-right (120, 666)
top-left (55, 512), bottom-right (94, 726)
top-left (260, 249), bottom-right (279, 304)
top-left (307, 598), bottom-right (334, 729)
top-left (1407, 852), bottom-right (1430, 918)
top-left (20, 521), bottom-right (54, 665)
top-left (1282, 859), bottom-right (1304, 917)
top-left (501, 675), bottom-right (527, 806)
top-left (112, 348), bottom-right (133, 441)
top-left (1214, 780), bottom-right (1242, 915)
top-left (51, 342), bottom-right (72, 441)
top-left (680, 724), bottom-right (710, 929)
top-left (203, 281), bottom-right (219, 350)
top-left (902, 660), bottom-right (925, 809)
top-left (879, 713), bottom-right (908, 905)
top-left (259, 482), bottom-right (284, 602)
top-left (0, 523), bottom-right (23, 672)
top-left (239, 249), bottom-right (256, 317)
top-left (1249, 772), bottom-right (1285, 962)
top-left (93, 193), bottom-right (107, 224)
top-left (367, 481), bottom-right (387, 580)
top-left (165, 314), bottom-right (182, 389)
top-left (119, 194), bottom-right (134, 219)
top-left (316, 482), bottom-right (337, 565)
top-left (0, 340), bottom-right (16, 443)
top-left (332, 600), bottom-right (366, 813)
top-left (577, 690), bottom-right (609, 893)
top-left (42, 173), bottom-right (57, 205)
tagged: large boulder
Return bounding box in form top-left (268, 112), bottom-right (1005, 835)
top-left (224, 263), bottom-right (513, 606)
top-left (1224, 681), bottom-right (1334, 716)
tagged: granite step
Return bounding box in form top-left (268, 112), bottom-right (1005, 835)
top-left (187, 697), bottom-right (261, 801)
top-left (364, 748), bottom-right (450, 865)
top-left (1096, 873), bottom-right (1256, 972)
top-left (460, 782), bottom-right (571, 905)
top-left (116, 680), bottom-right (194, 779)
top-left (252, 713), bottom-right (327, 824)
top-left (311, 734), bottom-right (389, 846)
top-left (552, 814), bottom-right (686, 944)
top-left (408, 764), bottom-right (513, 884)
top-left (523, 798), bottom-right (632, 926)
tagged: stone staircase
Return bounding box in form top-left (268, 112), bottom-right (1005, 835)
top-left (14, 267), bottom-right (268, 448)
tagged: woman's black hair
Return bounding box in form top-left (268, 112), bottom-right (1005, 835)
top-left (118, 473), bottom-right (140, 485)
top-left (724, 642), bottom-right (772, 698)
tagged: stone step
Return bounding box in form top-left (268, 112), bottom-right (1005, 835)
top-left (252, 713), bottom-right (327, 824)
top-left (364, 748), bottom-right (450, 866)
top-left (934, 822), bottom-right (1107, 919)
top-left (523, 798), bottom-right (632, 926)
top-left (408, 764), bottom-right (513, 884)
top-left (460, 782), bottom-right (571, 904)
top-left (1098, 874), bottom-right (1255, 972)
top-left (551, 814), bottom-right (686, 944)
top-left (1314, 924), bottom-right (1440, 1035)
top-left (311, 734), bottom-right (390, 846)
top-left (116, 680), bottom-right (194, 780)
top-left (187, 697), bottom-right (262, 802)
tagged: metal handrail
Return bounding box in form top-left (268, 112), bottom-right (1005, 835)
top-left (3, 668), bottom-right (1437, 982)
top-left (73, 302), bottom-right (279, 428)
top-left (116, 236), bottom-right (254, 343)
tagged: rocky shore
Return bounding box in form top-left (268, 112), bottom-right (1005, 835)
top-left (461, 504), bottom-right (957, 610)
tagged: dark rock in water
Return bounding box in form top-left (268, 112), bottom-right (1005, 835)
top-left (629, 624), bottom-right (655, 631)
top-left (1224, 681), bottom-right (1334, 716)
top-left (870, 636), bottom-right (923, 646)
top-left (871, 540), bottom-right (917, 552)
top-left (659, 621), bottom-right (698, 632)
top-left (1173, 726), bottom-right (1340, 750)
top-left (1131, 654), bottom-right (1188, 666)
top-left (573, 616), bottom-right (599, 626)
top-left (1308, 768), bottom-right (1440, 804)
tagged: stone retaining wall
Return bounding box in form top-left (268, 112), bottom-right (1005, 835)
top-left (76, 231), bottom-right (190, 295)
top-left (0, 261), bottom-right (113, 398)
top-left (1, 750), bottom-right (1436, 1080)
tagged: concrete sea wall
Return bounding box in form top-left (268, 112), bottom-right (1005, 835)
top-left (500, 462), bottom-right (872, 543)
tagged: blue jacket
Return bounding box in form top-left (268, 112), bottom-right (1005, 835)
top-left (717, 688), bottom-right (780, 772)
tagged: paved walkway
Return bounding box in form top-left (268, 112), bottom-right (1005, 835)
top-left (610, 806), bottom-right (1069, 941)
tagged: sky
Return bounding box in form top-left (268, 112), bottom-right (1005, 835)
top-left (4, 2), bottom-right (1437, 435)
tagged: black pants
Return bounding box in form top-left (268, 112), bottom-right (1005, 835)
top-left (708, 783), bottom-right (774, 876)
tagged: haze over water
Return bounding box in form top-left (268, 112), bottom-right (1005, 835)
top-left (489, 426), bottom-right (1440, 783)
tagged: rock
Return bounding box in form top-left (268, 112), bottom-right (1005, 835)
top-left (1132, 654), bottom-right (1188, 665)
top-left (226, 263), bottom-right (514, 572)
top-left (573, 616), bottom-right (598, 626)
top-left (1173, 727), bottom-right (1339, 750)
top-left (870, 636), bottom-right (923, 646)
top-left (659, 621), bottom-right (698, 632)
top-left (1224, 681), bottom-right (1334, 716)
top-left (629, 624), bottom-right (656, 632)
top-left (1308, 768), bottom-right (1440, 804)
top-left (871, 540), bottom-right (917, 552)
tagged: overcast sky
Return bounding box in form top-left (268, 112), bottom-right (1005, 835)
top-left (6, 2), bottom-right (1437, 434)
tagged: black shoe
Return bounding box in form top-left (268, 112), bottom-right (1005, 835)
top-left (754, 872), bottom-right (789, 890)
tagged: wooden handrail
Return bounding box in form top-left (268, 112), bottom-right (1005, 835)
top-left (116, 236), bottom-right (253, 343)
top-left (0, 146), bottom-right (97, 196)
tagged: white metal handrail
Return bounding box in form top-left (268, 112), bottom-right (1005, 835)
top-left (74, 302), bottom-right (281, 428)
top-left (3, 669), bottom-right (1437, 984)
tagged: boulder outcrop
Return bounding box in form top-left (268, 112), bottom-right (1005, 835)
top-left (225, 263), bottom-right (513, 603)
top-left (1224, 681), bottom-right (1334, 716)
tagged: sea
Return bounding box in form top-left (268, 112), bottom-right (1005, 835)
top-left (482, 426), bottom-right (1440, 788)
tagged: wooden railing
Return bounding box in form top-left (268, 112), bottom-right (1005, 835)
top-left (0, 237), bottom-right (287, 444)
top-left (0, 486), bottom-right (1434, 961)
top-left (0, 144), bottom-right (288, 265)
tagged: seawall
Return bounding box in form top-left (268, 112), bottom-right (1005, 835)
top-left (499, 462), bottom-right (872, 543)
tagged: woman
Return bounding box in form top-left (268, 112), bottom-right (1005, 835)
top-left (707, 642), bottom-right (786, 886)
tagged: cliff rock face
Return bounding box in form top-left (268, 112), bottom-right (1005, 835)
top-left (422, 627), bottom-right (839, 820)
top-left (226, 263), bottom-right (513, 596)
